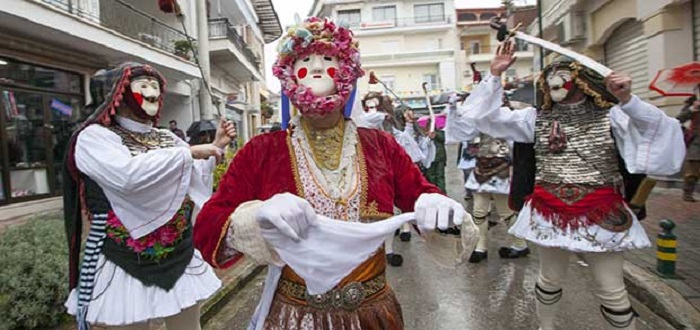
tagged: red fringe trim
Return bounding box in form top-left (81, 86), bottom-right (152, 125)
top-left (527, 185), bottom-right (626, 231)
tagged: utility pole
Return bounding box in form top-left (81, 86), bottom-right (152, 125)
top-left (196, 0), bottom-right (213, 120)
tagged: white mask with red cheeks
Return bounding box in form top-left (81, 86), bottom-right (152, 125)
top-left (546, 69), bottom-right (575, 103)
top-left (293, 54), bottom-right (339, 97)
top-left (129, 77), bottom-right (161, 116)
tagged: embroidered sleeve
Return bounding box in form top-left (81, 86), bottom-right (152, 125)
top-left (227, 201), bottom-right (284, 266)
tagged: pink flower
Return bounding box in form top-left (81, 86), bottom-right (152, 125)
top-left (157, 226), bottom-right (179, 245)
top-left (126, 235), bottom-right (156, 253)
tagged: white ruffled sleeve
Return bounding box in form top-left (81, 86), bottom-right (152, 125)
top-left (75, 125), bottom-right (194, 239)
top-left (392, 128), bottom-right (425, 163)
top-left (610, 95), bottom-right (686, 175)
top-left (451, 74), bottom-right (536, 143)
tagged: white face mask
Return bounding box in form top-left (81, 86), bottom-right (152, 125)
top-left (130, 77), bottom-right (161, 116)
top-left (365, 98), bottom-right (379, 113)
top-left (546, 70), bottom-right (573, 103)
top-left (293, 54), bottom-right (339, 97)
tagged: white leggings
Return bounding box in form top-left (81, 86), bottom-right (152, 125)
top-left (107, 305), bottom-right (201, 330)
top-left (472, 192), bottom-right (527, 251)
top-left (538, 247), bottom-right (631, 311)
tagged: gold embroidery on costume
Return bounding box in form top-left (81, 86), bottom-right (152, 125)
top-left (301, 118), bottom-right (345, 170)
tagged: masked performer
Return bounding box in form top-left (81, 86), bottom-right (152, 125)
top-left (63, 62), bottom-right (236, 329)
top-left (677, 94), bottom-right (700, 202)
top-left (448, 42), bottom-right (684, 330)
top-left (447, 93), bottom-right (530, 263)
top-left (361, 92), bottom-right (425, 266)
top-left (194, 17), bottom-right (470, 330)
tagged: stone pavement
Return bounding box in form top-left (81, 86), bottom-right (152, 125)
top-left (625, 187), bottom-right (700, 311)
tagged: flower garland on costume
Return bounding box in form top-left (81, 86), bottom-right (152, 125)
top-left (106, 199), bottom-right (193, 261)
top-left (272, 17), bottom-right (364, 116)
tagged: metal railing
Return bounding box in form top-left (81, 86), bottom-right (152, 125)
top-left (344, 15), bottom-right (452, 30)
top-left (209, 18), bottom-right (259, 67)
top-left (464, 43), bottom-right (530, 56)
top-left (41, 0), bottom-right (193, 59)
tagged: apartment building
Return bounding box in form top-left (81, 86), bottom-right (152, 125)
top-left (532, 0), bottom-right (697, 114)
top-left (0, 0), bottom-right (280, 205)
top-left (310, 0), bottom-right (459, 110)
top-left (456, 5), bottom-right (536, 91)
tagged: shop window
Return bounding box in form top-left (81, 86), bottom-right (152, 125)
top-left (3, 91), bottom-right (50, 198)
top-left (50, 96), bottom-right (82, 190)
top-left (0, 59), bottom-right (81, 94)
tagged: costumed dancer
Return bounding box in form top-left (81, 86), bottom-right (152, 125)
top-left (449, 41), bottom-right (684, 330)
top-left (63, 62), bottom-right (236, 329)
top-left (676, 92), bottom-right (700, 202)
top-left (446, 92), bottom-right (530, 263)
top-left (361, 91), bottom-right (425, 266)
top-left (193, 17), bottom-right (472, 330)
top-left (457, 139), bottom-right (478, 201)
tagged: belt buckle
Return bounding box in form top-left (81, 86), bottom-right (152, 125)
top-left (305, 282), bottom-right (367, 311)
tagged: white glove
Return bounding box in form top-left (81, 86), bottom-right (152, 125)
top-left (414, 193), bottom-right (466, 232)
top-left (362, 111), bottom-right (387, 129)
top-left (256, 193), bottom-right (318, 242)
top-left (448, 93), bottom-right (459, 105)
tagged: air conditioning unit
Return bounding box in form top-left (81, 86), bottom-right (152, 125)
top-left (556, 11), bottom-right (585, 45)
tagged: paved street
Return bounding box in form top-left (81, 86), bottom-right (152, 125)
top-left (204, 145), bottom-right (672, 330)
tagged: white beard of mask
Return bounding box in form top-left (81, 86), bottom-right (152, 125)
top-left (130, 77), bottom-right (161, 116)
top-left (293, 54), bottom-right (339, 97)
top-left (546, 70), bottom-right (573, 103)
top-left (362, 111), bottom-right (387, 130)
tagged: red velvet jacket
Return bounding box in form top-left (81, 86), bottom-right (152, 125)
top-left (194, 126), bottom-right (440, 268)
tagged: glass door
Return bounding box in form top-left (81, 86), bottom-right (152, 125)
top-left (48, 94), bottom-right (82, 194)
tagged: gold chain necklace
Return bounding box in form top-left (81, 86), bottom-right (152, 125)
top-left (301, 118), bottom-right (345, 170)
top-left (113, 125), bottom-right (162, 150)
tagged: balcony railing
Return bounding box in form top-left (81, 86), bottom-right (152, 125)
top-left (41, 0), bottom-right (193, 59)
top-left (344, 15), bottom-right (452, 30)
top-left (209, 18), bottom-right (259, 68)
top-left (464, 43), bottom-right (530, 56)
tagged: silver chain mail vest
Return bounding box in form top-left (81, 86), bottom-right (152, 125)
top-left (477, 133), bottom-right (511, 159)
top-left (534, 100), bottom-right (622, 186)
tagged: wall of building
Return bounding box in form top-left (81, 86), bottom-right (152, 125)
top-left (357, 64), bottom-right (439, 97)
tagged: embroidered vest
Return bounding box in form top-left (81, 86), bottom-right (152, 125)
top-left (534, 101), bottom-right (622, 187)
top-left (474, 133), bottom-right (511, 184)
top-left (83, 126), bottom-right (194, 290)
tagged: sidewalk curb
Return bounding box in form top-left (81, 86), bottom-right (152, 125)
top-left (623, 261), bottom-right (700, 329)
top-left (201, 258), bottom-right (266, 325)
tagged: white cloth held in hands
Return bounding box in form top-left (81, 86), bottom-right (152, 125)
top-left (256, 193), bottom-right (318, 242)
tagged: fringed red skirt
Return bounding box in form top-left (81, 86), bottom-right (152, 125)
top-left (527, 185), bottom-right (631, 232)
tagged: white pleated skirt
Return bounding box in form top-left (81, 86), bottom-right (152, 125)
top-left (509, 201), bottom-right (651, 253)
top-left (65, 249), bottom-right (221, 326)
top-left (464, 172), bottom-right (510, 195)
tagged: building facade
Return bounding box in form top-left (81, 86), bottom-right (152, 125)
top-left (456, 5), bottom-right (536, 91)
top-left (0, 0), bottom-right (280, 205)
top-left (310, 0), bottom-right (459, 110)
top-left (531, 0), bottom-right (697, 114)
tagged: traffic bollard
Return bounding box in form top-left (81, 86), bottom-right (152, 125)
top-left (657, 219), bottom-right (677, 278)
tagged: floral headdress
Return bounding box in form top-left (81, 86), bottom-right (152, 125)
top-left (273, 16), bottom-right (364, 118)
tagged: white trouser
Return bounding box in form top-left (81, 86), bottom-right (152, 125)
top-left (472, 193), bottom-right (527, 252)
top-left (536, 247), bottom-right (636, 330)
top-left (108, 305), bottom-right (201, 330)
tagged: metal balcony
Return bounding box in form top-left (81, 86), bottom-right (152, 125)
top-left (354, 15), bottom-right (452, 30)
top-left (209, 18), bottom-right (259, 68)
top-left (40, 0), bottom-right (193, 59)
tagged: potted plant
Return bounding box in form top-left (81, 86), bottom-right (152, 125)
top-left (174, 39), bottom-right (194, 60)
